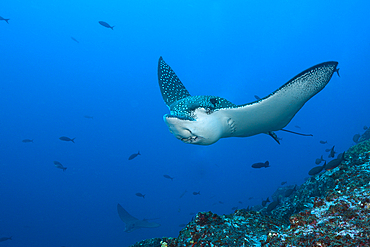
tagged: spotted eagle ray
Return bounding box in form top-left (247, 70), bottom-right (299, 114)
top-left (157, 57), bottom-right (338, 145)
top-left (117, 203), bottom-right (160, 232)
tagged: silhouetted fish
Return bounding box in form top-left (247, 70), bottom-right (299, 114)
top-left (284, 185), bottom-right (297, 197)
top-left (71, 37), bottom-right (79, 43)
top-left (325, 148), bottom-right (331, 152)
top-left (99, 21), bottom-right (114, 30)
top-left (308, 162), bottom-right (326, 176)
top-left (22, 139), bottom-right (33, 143)
top-left (135, 193), bottom-right (145, 199)
top-left (163, 174), bottom-right (174, 180)
top-left (0, 236), bottom-right (11, 242)
top-left (238, 201), bottom-right (243, 204)
top-left (328, 146), bottom-right (336, 158)
top-left (364, 126), bottom-right (368, 130)
top-left (353, 134), bottom-right (361, 143)
top-left (294, 125), bottom-right (301, 129)
top-left (231, 206), bottom-right (238, 211)
top-left (262, 197), bottom-right (270, 207)
top-left (0, 16), bottom-right (10, 24)
top-left (178, 223), bottom-right (186, 227)
top-left (192, 191), bottom-right (200, 195)
top-left (59, 136), bottom-right (75, 143)
top-left (281, 181), bottom-right (287, 185)
top-left (315, 155), bottom-right (325, 165)
top-left (254, 95), bottom-right (261, 100)
top-left (84, 115), bottom-right (93, 119)
top-left (266, 200), bottom-right (279, 212)
top-left (319, 140), bottom-right (327, 144)
top-left (252, 161), bottom-right (269, 168)
top-left (128, 151), bottom-right (140, 160)
top-left (54, 161), bottom-right (67, 171)
top-left (179, 190), bottom-right (187, 198)
top-left (325, 152), bottom-right (345, 171)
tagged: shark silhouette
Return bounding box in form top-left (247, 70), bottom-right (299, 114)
top-left (117, 203), bottom-right (160, 232)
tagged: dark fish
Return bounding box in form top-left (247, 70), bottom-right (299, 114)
top-left (71, 37), bottom-right (79, 43)
top-left (252, 161), bottom-right (269, 168)
top-left (325, 152), bottom-right (345, 171)
top-left (99, 21), bottom-right (114, 30)
top-left (315, 155), bottom-right (325, 165)
top-left (128, 151), bottom-right (140, 160)
top-left (364, 126), bottom-right (368, 130)
top-left (163, 174), bottom-right (174, 180)
top-left (248, 197), bottom-right (253, 200)
top-left (231, 206), bottom-right (238, 211)
top-left (53, 161), bottom-right (67, 171)
top-left (59, 136), bottom-right (75, 143)
top-left (179, 190), bottom-right (187, 198)
top-left (178, 223), bottom-right (186, 227)
top-left (192, 191), bottom-right (200, 195)
top-left (284, 185), bottom-right (297, 197)
top-left (319, 140), bottom-right (327, 144)
top-left (252, 161), bottom-right (270, 168)
top-left (0, 16), bottom-right (10, 24)
top-left (262, 197), bottom-right (270, 207)
top-left (308, 162), bottom-right (326, 176)
top-left (22, 139), bottom-right (33, 143)
top-left (135, 193), bottom-right (145, 198)
top-left (0, 236), bottom-right (11, 242)
top-left (294, 125), bottom-right (301, 129)
top-left (281, 181), bottom-right (287, 185)
top-left (325, 148), bottom-right (331, 152)
top-left (352, 134), bottom-right (361, 143)
top-left (266, 200), bottom-right (279, 212)
top-left (238, 201), bottom-right (243, 204)
top-left (328, 145), bottom-right (336, 158)
top-left (218, 201), bottom-right (224, 204)
top-left (254, 95), bottom-right (261, 100)
top-left (84, 115), bottom-right (93, 119)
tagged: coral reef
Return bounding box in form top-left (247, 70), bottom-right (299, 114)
top-left (129, 143), bottom-right (370, 247)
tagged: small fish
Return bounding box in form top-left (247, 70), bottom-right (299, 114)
top-left (266, 200), bottom-right (279, 212)
top-left (325, 148), bottom-right (331, 152)
top-left (294, 125), bottom-right (301, 129)
top-left (128, 151), bottom-right (140, 160)
top-left (22, 139), bottom-right (33, 143)
top-left (281, 181), bottom-right (287, 185)
top-left (352, 134), bottom-right (361, 143)
top-left (0, 236), bottom-right (12, 242)
top-left (71, 36), bottom-right (79, 43)
top-left (99, 21), bottom-right (114, 30)
top-left (319, 140), bottom-right (327, 144)
top-left (238, 201), bottom-right (243, 204)
top-left (328, 145), bottom-right (336, 158)
top-left (325, 152), bottom-right (345, 171)
top-left (163, 174), bottom-right (174, 180)
top-left (262, 197), bottom-right (270, 207)
top-left (84, 115), bottom-right (93, 119)
top-left (231, 206), bottom-right (238, 211)
top-left (0, 16), bottom-right (10, 24)
top-left (248, 197), bottom-right (253, 200)
top-left (53, 161), bottom-right (67, 171)
top-left (254, 95), bottom-right (261, 100)
top-left (178, 223), bottom-right (186, 227)
top-left (192, 191), bottom-right (200, 195)
top-left (218, 201), bottom-right (224, 204)
top-left (135, 193), bottom-right (145, 199)
top-left (59, 136), bottom-right (75, 143)
top-left (284, 185), bottom-right (297, 197)
top-left (315, 155), bottom-right (325, 165)
top-left (252, 161), bottom-right (269, 168)
top-left (364, 126), bottom-right (368, 130)
top-left (179, 190), bottom-right (187, 198)
top-left (308, 162), bottom-right (326, 176)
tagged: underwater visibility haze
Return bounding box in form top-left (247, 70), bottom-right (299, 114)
top-left (0, 0), bottom-right (370, 246)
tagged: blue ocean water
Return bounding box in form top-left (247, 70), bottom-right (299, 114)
top-left (0, 0), bottom-right (369, 246)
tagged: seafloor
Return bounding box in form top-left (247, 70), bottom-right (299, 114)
top-left (130, 130), bottom-right (370, 247)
